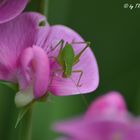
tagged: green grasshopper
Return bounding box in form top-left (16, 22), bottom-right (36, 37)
top-left (49, 39), bottom-right (90, 87)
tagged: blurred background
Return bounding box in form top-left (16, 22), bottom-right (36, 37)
top-left (0, 0), bottom-right (140, 139)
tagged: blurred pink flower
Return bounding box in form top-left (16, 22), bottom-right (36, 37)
top-left (54, 91), bottom-right (140, 140)
top-left (0, 12), bottom-right (99, 107)
top-left (0, 0), bottom-right (28, 23)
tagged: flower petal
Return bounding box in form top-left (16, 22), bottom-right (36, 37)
top-left (53, 92), bottom-right (129, 140)
top-left (55, 138), bottom-right (77, 140)
top-left (0, 12), bottom-right (49, 83)
top-left (85, 91), bottom-right (127, 121)
top-left (126, 120), bottom-right (140, 140)
top-left (54, 118), bottom-right (128, 140)
top-left (19, 46), bottom-right (50, 98)
top-left (44, 25), bottom-right (99, 96)
top-left (15, 86), bottom-right (34, 107)
top-left (0, 0), bottom-right (28, 23)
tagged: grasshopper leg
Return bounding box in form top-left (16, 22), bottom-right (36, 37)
top-left (48, 39), bottom-right (64, 54)
top-left (71, 40), bottom-right (90, 46)
top-left (72, 41), bottom-right (90, 66)
top-left (72, 70), bottom-right (83, 87)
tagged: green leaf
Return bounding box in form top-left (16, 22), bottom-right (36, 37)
top-left (15, 105), bottom-right (31, 128)
top-left (0, 81), bottom-right (18, 92)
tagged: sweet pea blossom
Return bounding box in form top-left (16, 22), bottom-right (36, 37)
top-left (0, 12), bottom-right (99, 107)
top-left (0, 0), bottom-right (28, 23)
top-left (53, 91), bottom-right (140, 140)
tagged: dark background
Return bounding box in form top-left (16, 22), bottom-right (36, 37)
top-left (0, 0), bottom-right (140, 140)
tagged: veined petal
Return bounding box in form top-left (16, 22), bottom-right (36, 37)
top-left (44, 25), bottom-right (99, 96)
top-left (0, 0), bottom-right (28, 23)
top-left (0, 12), bottom-right (50, 83)
top-left (19, 46), bottom-right (50, 98)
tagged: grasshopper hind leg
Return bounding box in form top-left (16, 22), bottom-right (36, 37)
top-left (71, 41), bottom-right (91, 66)
top-left (47, 39), bottom-right (64, 54)
top-left (72, 70), bottom-right (83, 87)
top-left (71, 40), bottom-right (91, 49)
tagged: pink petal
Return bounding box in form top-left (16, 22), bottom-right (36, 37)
top-left (85, 91), bottom-right (127, 121)
top-left (126, 120), bottom-right (140, 140)
top-left (55, 138), bottom-right (76, 140)
top-left (0, 0), bottom-right (28, 23)
top-left (53, 117), bottom-right (85, 138)
top-left (53, 92), bottom-right (129, 140)
top-left (19, 46), bottom-right (50, 98)
top-left (44, 25), bottom-right (99, 96)
top-left (54, 118), bottom-right (128, 140)
top-left (54, 92), bottom-right (140, 140)
top-left (0, 12), bottom-right (50, 83)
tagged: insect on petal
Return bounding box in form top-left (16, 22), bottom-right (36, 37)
top-left (45, 25), bottom-right (99, 96)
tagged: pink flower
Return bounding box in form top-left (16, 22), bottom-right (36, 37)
top-left (53, 91), bottom-right (140, 140)
top-left (0, 0), bottom-right (28, 23)
top-left (0, 12), bottom-right (99, 107)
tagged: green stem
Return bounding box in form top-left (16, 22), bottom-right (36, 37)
top-left (19, 108), bottom-right (32, 140)
top-left (39, 0), bottom-right (49, 16)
